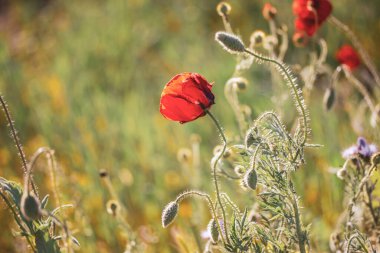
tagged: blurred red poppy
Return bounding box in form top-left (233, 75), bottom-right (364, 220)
top-left (336, 45), bottom-right (360, 71)
top-left (293, 0), bottom-right (332, 36)
top-left (160, 73), bottom-right (215, 123)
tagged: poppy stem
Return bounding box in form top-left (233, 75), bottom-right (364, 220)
top-left (204, 109), bottom-right (230, 245)
top-left (244, 49), bottom-right (309, 146)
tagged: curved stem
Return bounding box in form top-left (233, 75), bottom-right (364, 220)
top-left (244, 49), bottom-right (309, 146)
top-left (175, 190), bottom-right (226, 245)
top-left (204, 109), bottom-right (230, 245)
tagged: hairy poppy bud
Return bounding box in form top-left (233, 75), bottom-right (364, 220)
top-left (162, 201), bottom-right (179, 228)
top-left (243, 168), bottom-right (258, 190)
top-left (106, 200), bottom-right (120, 217)
top-left (215, 32), bottom-right (246, 54)
top-left (160, 73), bottom-right (215, 123)
top-left (262, 3), bottom-right (277, 20)
top-left (207, 219), bottom-right (219, 243)
top-left (21, 193), bottom-right (41, 221)
top-left (216, 2), bottom-right (231, 16)
top-left (323, 87), bottom-right (335, 111)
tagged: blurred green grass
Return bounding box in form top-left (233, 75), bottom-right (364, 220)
top-left (0, 0), bottom-right (379, 252)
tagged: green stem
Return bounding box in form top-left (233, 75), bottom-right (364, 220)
top-left (244, 49), bottom-right (308, 146)
top-left (0, 191), bottom-right (36, 252)
top-left (175, 190), bottom-right (225, 245)
top-left (204, 109), bottom-right (230, 245)
top-left (288, 179), bottom-right (307, 253)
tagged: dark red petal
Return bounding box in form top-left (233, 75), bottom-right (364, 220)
top-left (160, 94), bottom-right (205, 123)
top-left (295, 17), bottom-right (317, 36)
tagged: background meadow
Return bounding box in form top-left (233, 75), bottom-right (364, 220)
top-left (0, 0), bottom-right (380, 252)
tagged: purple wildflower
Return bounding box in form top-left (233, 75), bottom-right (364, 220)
top-left (342, 137), bottom-right (377, 159)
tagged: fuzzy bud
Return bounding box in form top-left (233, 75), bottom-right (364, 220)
top-left (207, 219), bottom-right (219, 243)
top-left (21, 193), bottom-right (41, 221)
top-left (323, 87), bottom-right (335, 111)
top-left (106, 200), bottom-right (120, 217)
top-left (162, 201), bottom-right (179, 228)
top-left (215, 32), bottom-right (246, 54)
top-left (371, 152), bottom-right (380, 167)
top-left (216, 2), bottom-right (231, 16)
top-left (243, 168), bottom-right (258, 190)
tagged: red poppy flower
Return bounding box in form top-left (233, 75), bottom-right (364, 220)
top-left (292, 0), bottom-right (332, 36)
top-left (160, 73), bottom-right (215, 123)
top-left (336, 45), bottom-right (360, 71)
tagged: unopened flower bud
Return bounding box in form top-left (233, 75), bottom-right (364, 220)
top-left (323, 87), bottom-right (335, 111)
top-left (215, 32), bottom-right (246, 54)
top-left (21, 193), bottom-right (41, 221)
top-left (162, 201), bottom-right (179, 228)
top-left (262, 3), bottom-right (277, 21)
top-left (106, 200), bottom-right (120, 217)
top-left (243, 168), bottom-right (258, 190)
top-left (216, 2), bottom-right (231, 16)
top-left (207, 219), bottom-right (219, 243)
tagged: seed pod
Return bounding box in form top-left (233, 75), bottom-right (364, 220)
top-left (162, 201), bottom-right (179, 228)
top-left (177, 148), bottom-right (192, 164)
top-left (99, 169), bottom-right (108, 178)
top-left (215, 32), bottom-right (246, 54)
top-left (262, 3), bottom-right (277, 21)
top-left (229, 77), bottom-right (248, 91)
top-left (216, 2), bottom-right (231, 16)
top-left (371, 152), bottom-right (380, 167)
top-left (234, 165), bottom-right (246, 176)
top-left (323, 87), bottom-right (335, 111)
top-left (243, 168), bottom-right (258, 190)
top-left (207, 219), bottom-right (219, 243)
top-left (250, 31), bottom-right (266, 47)
top-left (20, 193), bottom-right (41, 221)
top-left (106, 200), bottom-right (120, 217)
top-left (292, 31), bottom-right (308, 48)
top-left (336, 168), bottom-right (347, 180)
